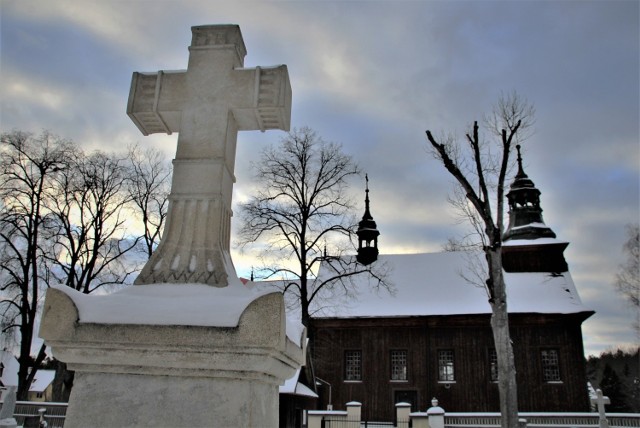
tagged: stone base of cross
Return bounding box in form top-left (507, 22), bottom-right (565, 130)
top-left (127, 24), bottom-right (291, 286)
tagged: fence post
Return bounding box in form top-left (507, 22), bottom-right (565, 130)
top-left (38, 408), bottom-right (47, 428)
top-left (427, 398), bottom-right (445, 428)
top-left (346, 401), bottom-right (361, 428)
top-left (396, 402), bottom-right (411, 428)
top-left (307, 412), bottom-right (323, 428)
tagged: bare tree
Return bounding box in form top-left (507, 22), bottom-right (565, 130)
top-left (125, 145), bottom-right (171, 257)
top-left (0, 131), bottom-right (71, 399)
top-left (0, 131), bottom-right (173, 401)
top-left (614, 223), bottom-right (640, 334)
top-left (42, 146), bottom-right (170, 402)
top-left (425, 92), bottom-right (534, 428)
top-left (237, 127), bottom-right (388, 329)
top-left (48, 150), bottom-right (140, 293)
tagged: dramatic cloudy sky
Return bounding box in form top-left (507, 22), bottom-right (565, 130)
top-left (1, 0), bottom-right (638, 357)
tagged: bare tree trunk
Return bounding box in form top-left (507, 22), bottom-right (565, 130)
top-left (52, 360), bottom-right (74, 402)
top-left (426, 93), bottom-right (532, 428)
top-left (488, 248), bottom-right (519, 428)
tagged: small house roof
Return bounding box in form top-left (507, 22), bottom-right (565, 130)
top-left (279, 368), bottom-right (318, 398)
top-left (0, 351), bottom-right (54, 392)
top-left (29, 370), bottom-right (55, 393)
top-left (312, 252), bottom-right (592, 319)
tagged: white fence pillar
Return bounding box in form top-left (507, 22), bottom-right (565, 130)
top-left (427, 397), bottom-right (445, 428)
top-left (409, 413), bottom-right (429, 428)
top-left (346, 401), bottom-right (361, 426)
top-left (396, 402), bottom-right (411, 428)
top-left (306, 412), bottom-right (323, 428)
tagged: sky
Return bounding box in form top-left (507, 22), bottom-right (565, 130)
top-left (1, 0), bottom-right (638, 357)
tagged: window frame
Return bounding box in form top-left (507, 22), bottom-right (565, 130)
top-left (540, 348), bottom-right (562, 383)
top-left (344, 350), bottom-right (363, 382)
top-left (390, 349), bottom-right (408, 381)
top-left (437, 349), bottom-right (456, 383)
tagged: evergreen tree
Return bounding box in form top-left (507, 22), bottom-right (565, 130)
top-left (601, 363), bottom-right (631, 412)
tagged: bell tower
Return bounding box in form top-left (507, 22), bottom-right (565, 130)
top-left (356, 175), bottom-right (380, 266)
top-left (502, 146), bottom-right (568, 273)
top-left (503, 145), bottom-right (557, 241)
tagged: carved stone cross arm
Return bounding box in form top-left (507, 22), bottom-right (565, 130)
top-left (126, 25), bottom-right (291, 287)
top-left (127, 66), bottom-right (291, 137)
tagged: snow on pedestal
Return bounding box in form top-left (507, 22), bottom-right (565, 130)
top-left (40, 283), bottom-right (305, 427)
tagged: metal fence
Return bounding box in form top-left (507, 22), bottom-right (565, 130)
top-left (8, 401), bottom-right (67, 428)
top-left (320, 418), bottom-right (410, 428)
top-left (445, 412), bottom-right (640, 428)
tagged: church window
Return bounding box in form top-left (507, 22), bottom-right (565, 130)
top-left (438, 350), bottom-right (455, 382)
top-left (541, 349), bottom-right (561, 382)
top-left (489, 348), bottom-right (499, 382)
top-left (391, 350), bottom-right (408, 381)
top-left (345, 350), bottom-right (362, 381)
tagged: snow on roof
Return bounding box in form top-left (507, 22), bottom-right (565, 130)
top-left (0, 351), bottom-right (54, 392)
top-left (503, 237), bottom-right (568, 246)
top-left (279, 368), bottom-right (318, 398)
top-left (312, 252), bottom-right (592, 319)
top-left (50, 282), bottom-right (305, 346)
top-left (29, 370), bottom-right (55, 392)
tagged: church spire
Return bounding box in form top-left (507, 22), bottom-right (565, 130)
top-left (503, 145), bottom-right (556, 242)
top-left (356, 174), bottom-right (380, 265)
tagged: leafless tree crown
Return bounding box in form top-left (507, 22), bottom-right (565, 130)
top-left (237, 127), bottom-right (390, 327)
top-left (0, 130), bottom-right (170, 399)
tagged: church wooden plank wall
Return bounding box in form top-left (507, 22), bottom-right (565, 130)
top-left (310, 313), bottom-right (591, 422)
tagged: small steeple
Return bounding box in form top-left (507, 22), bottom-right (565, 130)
top-left (503, 145), bottom-right (556, 242)
top-left (356, 174), bottom-right (379, 265)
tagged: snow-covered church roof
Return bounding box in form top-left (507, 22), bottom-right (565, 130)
top-left (311, 251), bottom-right (593, 319)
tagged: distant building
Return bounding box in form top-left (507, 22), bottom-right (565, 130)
top-left (279, 367), bottom-right (318, 428)
top-left (0, 351), bottom-right (55, 402)
top-left (308, 148), bottom-right (594, 421)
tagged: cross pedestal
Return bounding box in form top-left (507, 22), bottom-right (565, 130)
top-left (41, 285), bottom-right (305, 427)
top-left (39, 25), bottom-right (303, 428)
top-left (127, 24), bottom-right (291, 286)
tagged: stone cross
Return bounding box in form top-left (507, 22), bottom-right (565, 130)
top-left (590, 388), bottom-right (610, 428)
top-left (127, 25), bottom-right (291, 286)
top-left (0, 386), bottom-right (18, 428)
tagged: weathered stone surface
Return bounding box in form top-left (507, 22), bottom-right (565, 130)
top-left (127, 24), bottom-right (292, 286)
top-left (40, 286), bottom-right (305, 427)
top-left (65, 374), bottom-right (277, 428)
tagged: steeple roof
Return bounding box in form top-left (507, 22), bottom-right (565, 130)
top-left (356, 174), bottom-right (379, 265)
top-left (503, 145), bottom-right (557, 242)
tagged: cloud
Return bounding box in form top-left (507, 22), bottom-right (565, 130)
top-left (1, 0), bottom-right (637, 357)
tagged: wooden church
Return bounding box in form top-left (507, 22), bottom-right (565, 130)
top-left (307, 149), bottom-right (594, 422)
